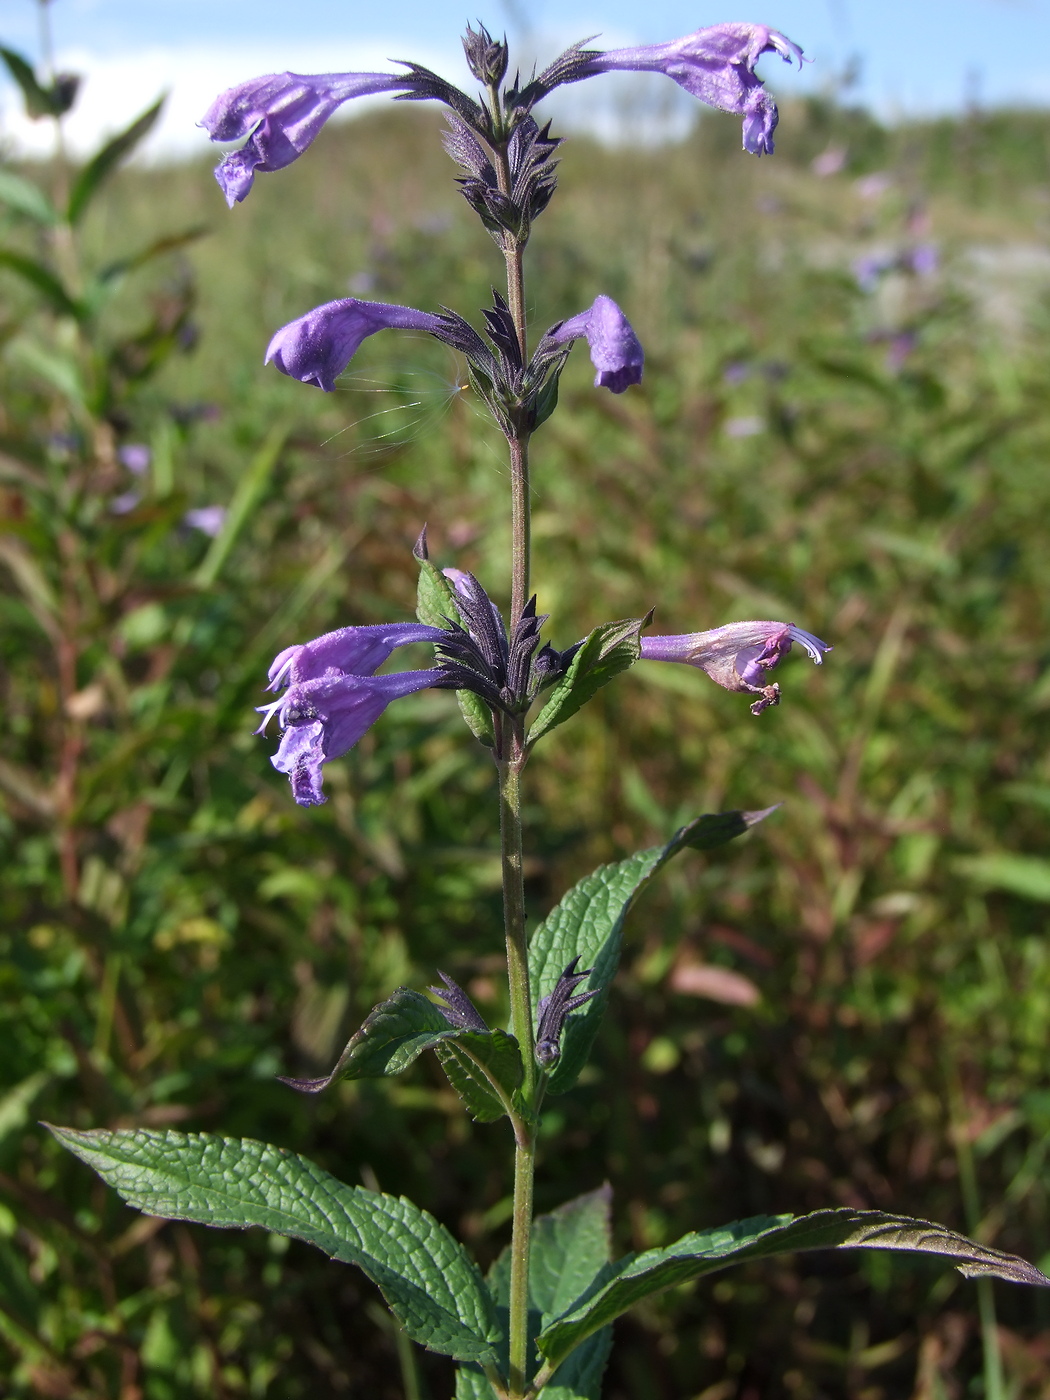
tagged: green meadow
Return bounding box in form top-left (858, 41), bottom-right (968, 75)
top-left (2, 94), bottom-right (1050, 1396)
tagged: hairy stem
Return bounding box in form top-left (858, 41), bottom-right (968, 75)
top-left (508, 434), bottom-right (531, 624)
top-left (499, 745), bottom-right (536, 1397)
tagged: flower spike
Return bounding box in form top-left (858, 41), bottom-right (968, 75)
top-left (641, 621), bottom-right (830, 715)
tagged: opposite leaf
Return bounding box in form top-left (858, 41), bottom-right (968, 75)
top-left (280, 986), bottom-right (523, 1122)
top-left (461, 1186), bottom-right (614, 1399)
top-left (50, 1126), bottom-right (502, 1366)
top-left (528, 616), bottom-right (648, 746)
top-left (67, 97), bottom-right (165, 225)
top-left (530, 809), bottom-right (773, 1094)
top-left (536, 1206), bottom-right (1050, 1371)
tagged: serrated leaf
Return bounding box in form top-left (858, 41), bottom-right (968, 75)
top-left (50, 1126), bottom-right (502, 1365)
top-left (67, 97), bottom-right (165, 225)
top-left (282, 987), bottom-right (523, 1122)
top-left (0, 250), bottom-right (80, 318)
top-left (0, 170), bottom-right (57, 225)
top-left (528, 617), bottom-right (647, 746)
top-left (476, 1187), bottom-right (614, 1397)
top-left (434, 1030), bottom-right (522, 1122)
top-left (536, 1207), bottom-right (1050, 1371)
top-left (531, 810), bottom-right (772, 1094)
top-left (415, 548), bottom-right (494, 746)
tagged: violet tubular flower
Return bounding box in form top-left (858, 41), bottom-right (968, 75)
top-left (543, 295), bottom-right (644, 393)
top-left (577, 23), bottom-right (803, 155)
top-left (265, 299), bottom-right (447, 392)
top-left (201, 71), bottom-right (413, 206)
top-left (641, 621), bottom-right (830, 716)
top-left (257, 622), bottom-right (450, 806)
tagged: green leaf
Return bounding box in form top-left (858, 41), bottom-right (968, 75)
top-left (434, 1030), bottom-right (523, 1123)
top-left (536, 1207), bottom-right (1050, 1372)
top-left (67, 97), bottom-right (165, 225)
top-left (0, 47), bottom-right (75, 119)
top-left (49, 1126), bottom-right (503, 1365)
top-left (414, 536), bottom-right (494, 746)
top-left (954, 853), bottom-right (1050, 903)
top-left (465, 1187), bottom-right (615, 1398)
top-left (530, 810), bottom-right (772, 1093)
top-left (528, 616), bottom-right (648, 747)
top-left (280, 986), bottom-right (523, 1122)
top-left (0, 169), bottom-right (57, 225)
top-left (193, 423), bottom-right (288, 588)
top-left (0, 250), bottom-right (80, 318)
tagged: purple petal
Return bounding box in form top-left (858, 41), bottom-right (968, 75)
top-left (266, 622), bottom-right (447, 691)
top-left (580, 23), bottom-right (802, 156)
top-left (265, 298), bottom-right (446, 392)
top-left (118, 444), bottom-right (151, 475)
top-left (184, 505), bottom-right (227, 537)
top-left (201, 71), bottom-right (408, 206)
top-left (268, 668), bottom-right (445, 805)
top-left (641, 620), bottom-right (830, 714)
top-left (548, 295), bottom-right (644, 393)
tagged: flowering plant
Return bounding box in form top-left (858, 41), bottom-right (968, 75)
top-left (51, 21), bottom-right (1048, 1399)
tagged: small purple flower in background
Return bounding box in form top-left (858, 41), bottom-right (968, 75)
top-left (545, 295), bottom-right (644, 393)
top-left (266, 298), bottom-right (446, 392)
top-left (184, 506), bottom-right (227, 537)
top-left (722, 361), bottom-right (752, 385)
top-left (118, 444), bottom-right (151, 475)
top-left (577, 24), bottom-right (803, 155)
top-left (724, 415), bottom-right (765, 439)
top-left (110, 491), bottom-right (140, 515)
top-left (909, 243), bottom-right (939, 278)
top-left (852, 250), bottom-right (894, 292)
top-left (885, 331), bottom-right (917, 372)
top-left (641, 620), bottom-right (830, 715)
top-left (257, 622), bottom-right (449, 805)
top-left (201, 71), bottom-right (412, 206)
top-left (811, 146), bottom-right (846, 178)
top-left (855, 171), bottom-right (893, 201)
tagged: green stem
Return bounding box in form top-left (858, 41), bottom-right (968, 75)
top-left (394, 1324), bottom-right (424, 1400)
top-left (508, 433), bottom-right (531, 624)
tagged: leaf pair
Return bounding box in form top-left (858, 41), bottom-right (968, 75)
top-left (281, 985), bottom-right (524, 1124)
top-left (50, 1127), bottom-right (1050, 1399)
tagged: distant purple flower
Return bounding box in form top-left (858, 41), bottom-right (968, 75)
top-left (266, 298), bottom-right (446, 392)
top-left (811, 146), bottom-right (846, 178)
top-left (201, 71), bottom-right (412, 206)
top-left (885, 332), bottom-right (917, 372)
top-left (546, 295), bottom-right (644, 393)
top-left (641, 620), bottom-right (830, 716)
top-left (257, 622), bottom-right (449, 805)
top-left (723, 361), bottom-right (751, 385)
top-left (118, 444), bottom-right (151, 475)
top-left (184, 506), bottom-right (227, 537)
top-left (852, 250), bottom-right (894, 292)
top-left (910, 243), bottom-right (939, 278)
top-left (110, 491), bottom-right (140, 515)
top-left (724, 415), bottom-right (764, 438)
top-left (577, 24), bottom-right (803, 155)
top-left (855, 172), bottom-right (893, 201)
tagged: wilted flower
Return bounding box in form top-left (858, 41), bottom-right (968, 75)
top-left (577, 23), bottom-right (803, 155)
top-left (429, 971), bottom-right (490, 1032)
top-left (543, 295), bottom-right (644, 393)
top-left (641, 621), bottom-right (830, 715)
top-left (257, 622), bottom-right (450, 805)
top-left (266, 298), bottom-right (447, 391)
top-left (201, 71), bottom-right (412, 205)
top-left (535, 957), bottom-right (599, 1067)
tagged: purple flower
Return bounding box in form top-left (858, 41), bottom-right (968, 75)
top-left (578, 24), bottom-right (803, 155)
top-left (641, 620), bottom-right (830, 716)
top-left (257, 622), bottom-right (449, 805)
top-left (546, 295), bottom-right (644, 393)
top-left (910, 243), bottom-right (939, 278)
top-left (265, 298), bottom-right (446, 392)
top-left (118, 444), bottom-right (151, 475)
top-left (110, 491), bottom-right (140, 515)
top-left (201, 71), bottom-right (412, 206)
top-left (184, 505), bottom-right (227, 537)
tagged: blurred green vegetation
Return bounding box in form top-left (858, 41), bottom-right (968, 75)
top-left (3, 88), bottom-right (1050, 1398)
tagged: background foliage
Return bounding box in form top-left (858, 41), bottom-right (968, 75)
top-left (3, 88), bottom-right (1050, 1398)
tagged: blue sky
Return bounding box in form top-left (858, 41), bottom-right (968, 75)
top-left (1, 0), bottom-right (1048, 158)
